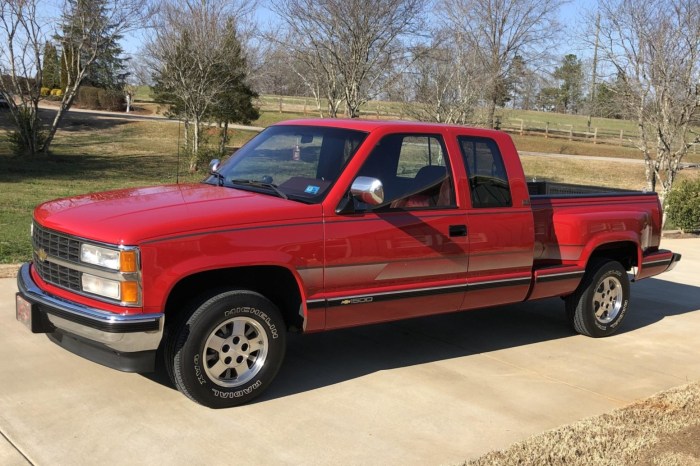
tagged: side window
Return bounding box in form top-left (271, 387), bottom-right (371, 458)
top-left (357, 134), bottom-right (455, 210)
top-left (458, 136), bottom-right (512, 208)
top-left (396, 136), bottom-right (446, 177)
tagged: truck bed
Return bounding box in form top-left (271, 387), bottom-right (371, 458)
top-left (528, 181), bottom-right (662, 266)
top-left (527, 181), bottom-right (645, 197)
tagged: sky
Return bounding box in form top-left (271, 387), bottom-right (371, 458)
top-left (125, 0), bottom-right (600, 56)
top-left (37, 0), bottom-right (601, 70)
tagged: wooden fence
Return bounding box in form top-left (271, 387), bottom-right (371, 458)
top-left (256, 96), bottom-right (699, 154)
top-left (501, 118), bottom-right (637, 148)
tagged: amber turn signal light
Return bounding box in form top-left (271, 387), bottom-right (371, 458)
top-left (120, 281), bottom-right (139, 304)
top-left (120, 250), bottom-right (138, 273)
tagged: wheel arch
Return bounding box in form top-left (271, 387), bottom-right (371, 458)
top-left (163, 266), bottom-right (305, 332)
top-left (581, 238), bottom-right (639, 272)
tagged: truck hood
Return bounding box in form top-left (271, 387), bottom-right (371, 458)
top-left (34, 183), bottom-right (321, 245)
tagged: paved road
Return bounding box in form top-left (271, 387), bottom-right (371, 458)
top-left (1, 238), bottom-right (698, 465)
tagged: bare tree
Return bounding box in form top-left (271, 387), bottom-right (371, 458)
top-left (404, 32), bottom-right (483, 124)
top-left (510, 58), bottom-right (546, 111)
top-left (46, 0), bottom-right (151, 151)
top-left (0, 0), bottom-right (151, 155)
top-left (0, 0), bottom-right (46, 155)
top-left (146, 0), bottom-right (255, 171)
top-left (257, 31), bottom-right (340, 117)
top-left (253, 42), bottom-right (311, 97)
top-left (270, 0), bottom-right (427, 118)
top-left (443, 0), bottom-right (564, 128)
top-left (596, 0), bottom-right (700, 211)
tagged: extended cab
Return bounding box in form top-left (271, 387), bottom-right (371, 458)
top-left (16, 120), bottom-right (681, 407)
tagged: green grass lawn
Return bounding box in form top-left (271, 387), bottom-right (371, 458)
top-left (0, 114), bottom-right (259, 263)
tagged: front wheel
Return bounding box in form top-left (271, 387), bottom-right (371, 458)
top-left (565, 260), bottom-right (630, 337)
top-left (168, 290), bottom-right (286, 408)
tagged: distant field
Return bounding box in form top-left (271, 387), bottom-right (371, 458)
top-left (256, 94), bottom-right (700, 163)
top-left (258, 94), bottom-right (638, 131)
top-left (131, 89), bottom-right (700, 163)
top-left (133, 85), bottom-right (154, 102)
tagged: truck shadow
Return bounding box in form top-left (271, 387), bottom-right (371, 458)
top-left (142, 277), bottom-right (700, 400)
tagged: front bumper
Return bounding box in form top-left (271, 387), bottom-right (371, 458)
top-left (16, 263), bottom-right (164, 372)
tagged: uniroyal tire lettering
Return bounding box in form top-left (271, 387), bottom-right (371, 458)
top-left (212, 380), bottom-right (263, 399)
top-left (224, 306), bottom-right (279, 339)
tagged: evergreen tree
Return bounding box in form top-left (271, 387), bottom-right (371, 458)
top-left (553, 54), bottom-right (584, 114)
top-left (42, 42), bottom-right (61, 89)
top-left (149, 4), bottom-right (259, 170)
top-left (209, 23), bottom-right (259, 154)
top-left (82, 38), bottom-right (129, 89)
top-left (56, 0), bottom-right (129, 90)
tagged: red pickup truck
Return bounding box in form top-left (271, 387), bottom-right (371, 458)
top-left (16, 120), bottom-right (680, 408)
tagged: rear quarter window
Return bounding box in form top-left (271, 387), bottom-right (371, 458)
top-left (458, 136), bottom-right (512, 208)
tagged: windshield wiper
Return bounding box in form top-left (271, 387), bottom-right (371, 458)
top-left (210, 171), bottom-right (225, 186)
top-left (230, 179), bottom-right (288, 200)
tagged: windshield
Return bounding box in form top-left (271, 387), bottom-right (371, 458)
top-left (205, 125), bottom-right (368, 202)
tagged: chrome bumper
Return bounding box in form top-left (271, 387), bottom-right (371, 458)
top-left (17, 263), bottom-right (164, 355)
top-left (666, 252), bottom-right (682, 272)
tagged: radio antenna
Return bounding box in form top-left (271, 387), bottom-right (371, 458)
top-left (176, 118), bottom-right (181, 184)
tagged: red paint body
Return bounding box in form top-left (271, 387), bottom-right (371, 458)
top-left (31, 120), bottom-right (676, 333)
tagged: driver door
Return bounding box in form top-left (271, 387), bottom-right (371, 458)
top-left (322, 133), bottom-right (470, 330)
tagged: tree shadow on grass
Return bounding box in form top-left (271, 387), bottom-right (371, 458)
top-left (1, 110), bottom-right (181, 184)
top-left (0, 151), bottom-right (175, 184)
top-left (0, 107), bottom-right (135, 132)
top-left (141, 277), bottom-right (700, 401)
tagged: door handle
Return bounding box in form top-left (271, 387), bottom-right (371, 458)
top-left (449, 225), bottom-right (467, 237)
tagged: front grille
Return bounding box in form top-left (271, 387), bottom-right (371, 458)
top-left (33, 224), bottom-right (81, 262)
top-left (33, 255), bottom-right (82, 291)
top-left (31, 222), bottom-right (140, 306)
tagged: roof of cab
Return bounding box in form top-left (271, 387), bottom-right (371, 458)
top-left (273, 118), bottom-right (505, 138)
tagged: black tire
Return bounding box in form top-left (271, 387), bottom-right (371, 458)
top-left (167, 289), bottom-right (286, 408)
top-left (565, 260), bottom-right (630, 337)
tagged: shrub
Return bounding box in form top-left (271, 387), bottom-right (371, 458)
top-left (5, 107), bottom-right (47, 155)
top-left (40, 87), bottom-right (50, 96)
top-left (97, 89), bottom-right (125, 111)
top-left (50, 89), bottom-right (63, 97)
top-left (665, 179), bottom-right (700, 232)
top-left (76, 86), bottom-right (100, 109)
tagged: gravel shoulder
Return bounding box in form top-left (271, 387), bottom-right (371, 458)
top-left (0, 265), bottom-right (18, 279)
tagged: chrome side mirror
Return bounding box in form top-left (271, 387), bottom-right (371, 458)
top-left (350, 176), bottom-right (384, 206)
top-left (209, 159), bottom-right (221, 173)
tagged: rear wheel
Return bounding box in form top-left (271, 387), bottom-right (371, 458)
top-left (166, 290), bottom-right (286, 408)
top-left (565, 260), bottom-right (630, 337)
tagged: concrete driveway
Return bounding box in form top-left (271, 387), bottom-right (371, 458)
top-left (1, 238), bottom-right (699, 465)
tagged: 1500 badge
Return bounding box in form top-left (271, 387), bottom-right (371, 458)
top-left (341, 297), bottom-right (374, 305)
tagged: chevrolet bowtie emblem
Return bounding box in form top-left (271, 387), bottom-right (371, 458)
top-left (37, 248), bottom-right (48, 262)
top-left (341, 299), bottom-right (351, 305)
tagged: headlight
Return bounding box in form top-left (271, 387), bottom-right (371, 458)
top-left (80, 274), bottom-right (140, 304)
top-left (82, 274), bottom-right (121, 300)
top-left (80, 244), bottom-right (138, 272)
top-left (81, 244), bottom-right (120, 270)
